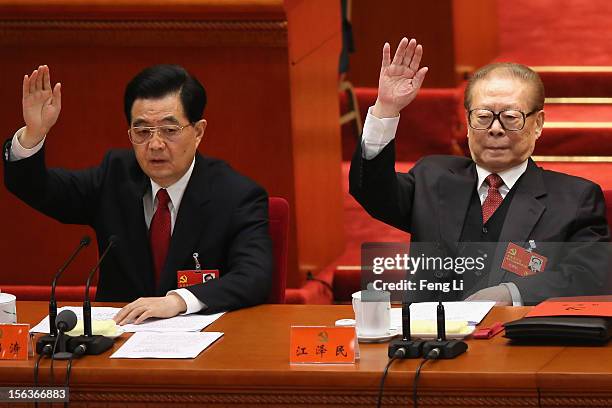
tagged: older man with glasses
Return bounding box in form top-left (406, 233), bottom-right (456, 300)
top-left (3, 64), bottom-right (272, 323)
top-left (350, 38), bottom-right (610, 305)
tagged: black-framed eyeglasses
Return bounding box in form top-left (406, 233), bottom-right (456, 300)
top-left (128, 123), bottom-right (193, 145)
top-left (468, 109), bottom-right (538, 131)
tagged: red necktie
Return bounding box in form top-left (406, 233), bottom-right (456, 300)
top-left (150, 189), bottom-right (171, 285)
top-left (482, 173), bottom-right (504, 224)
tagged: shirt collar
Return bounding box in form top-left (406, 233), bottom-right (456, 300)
top-left (476, 160), bottom-right (528, 191)
top-left (150, 157), bottom-right (196, 209)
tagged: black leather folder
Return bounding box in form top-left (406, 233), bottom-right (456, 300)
top-left (504, 316), bottom-right (612, 344)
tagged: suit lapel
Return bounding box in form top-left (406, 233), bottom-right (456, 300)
top-left (488, 158), bottom-right (547, 284)
top-left (498, 159), bottom-right (547, 243)
top-left (159, 154), bottom-right (212, 295)
top-left (119, 159), bottom-right (155, 295)
top-left (438, 162), bottom-right (477, 252)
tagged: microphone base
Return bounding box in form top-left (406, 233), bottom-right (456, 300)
top-left (52, 351), bottom-right (74, 360)
top-left (68, 335), bottom-right (114, 355)
top-left (36, 334), bottom-right (74, 355)
top-left (388, 339), bottom-right (425, 358)
top-left (422, 339), bottom-right (467, 359)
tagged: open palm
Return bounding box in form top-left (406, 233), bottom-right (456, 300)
top-left (22, 65), bottom-right (61, 139)
top-left (374, 38), bottom-right (428, 117)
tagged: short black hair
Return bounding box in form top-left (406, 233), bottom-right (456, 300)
top-left (124, 64), bottom-right (207, 125)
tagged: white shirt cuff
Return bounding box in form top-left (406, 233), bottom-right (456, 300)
top-left (361, 106), bottom-right (400, 160)
top-left (500, 282), bottom-right (523, 306)
top-left (168, 288), bottom-right (207, 314)
top-left (10, 127), bottom-right (45, 161)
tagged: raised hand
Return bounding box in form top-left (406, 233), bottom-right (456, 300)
top-left (372, 38), bottom-right (428, 118)
top-left (22, 65), bottom-right (61, 147)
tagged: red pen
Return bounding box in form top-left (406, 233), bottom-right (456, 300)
top-left (473, 322), bottom-right (504, 339)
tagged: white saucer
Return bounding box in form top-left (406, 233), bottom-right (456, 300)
top-left (357, 327), bottom-right (401, 343)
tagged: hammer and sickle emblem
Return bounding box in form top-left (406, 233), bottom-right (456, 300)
top-left (509, 248), bottom-right (517, 256)
top-left (179, 275), bottom-right (188, 284)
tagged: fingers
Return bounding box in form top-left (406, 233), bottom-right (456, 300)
top-left (115, 303), bottom-right (146, 325)
top-left (113, 298), bottom-right (142, 324)
top-left (387, 38), bottom-right (425, 74)
top-left (113, 304), bottom-right (131, 324)
top-left (113, 297), bottom-right (164, 325)
top-left (52, 83), bottom-right (62, 109)
top-left (381, 42), bottom-right (391, 69)
top-left (35, 65), bottom-right (44, 91)
top-left (121, 306), bottom-right (148, 325)
top-left (42, 65), bottom-right (51, 91)
top-left (29, 69), bottom-right (37, 94)
top-left (413, 66), bottom-right (429, 89)
top-left (25, 65), bottom-right (53, 95)
top-left (134, 310), bottom-right (153, 325)
top-left (409, 44), bottom-right (424, 72)
top-left (23, 75), bottom-right (29, 98)
top-left (113, 296), bottom-right (183, 325)
top-left (391, 37), bottom-right (408, 66)
top-left (402, 38), bottom-right (417, 66)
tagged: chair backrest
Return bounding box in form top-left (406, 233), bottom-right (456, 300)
top-left (267, 197), bottom-right (289, 303)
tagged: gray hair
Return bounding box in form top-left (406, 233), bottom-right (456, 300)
top-left (464, 62), bottom-right (545, 111)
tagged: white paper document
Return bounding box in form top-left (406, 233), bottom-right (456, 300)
top-left (30, 306), bottom-right (225, 333)
top-left (390, 301), bottom-right (495, 329)
top-left (121, 312), bottom-right (225, 332)
top-left (110, 331), bottom-right (224, 359)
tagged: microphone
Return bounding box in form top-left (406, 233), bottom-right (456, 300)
top-left (37, 236), bottom-right (91, 355)
top-left (436, 301), bottom-right (446, 341)
top-left (50, 236), bottom-right (91, 336)
top-left (388, 300), bottom-right (424, 358)
top-left (84, 235), bottom-right (116, 336)
top-left (51, 310), bottom-right (79, 360)
top-left (68, 235), bottom-right (117, 355)
top-left (422, 301), bottom-right (467, 359)
top-left (55, 309), bottom-right (78, 333)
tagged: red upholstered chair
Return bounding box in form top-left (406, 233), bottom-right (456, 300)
top-left (267, 197), bottom-right (289, 304)
top-left (0, 285), bottom-right (87, 301)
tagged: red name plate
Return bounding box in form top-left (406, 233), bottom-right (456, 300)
top-left (0, 324), bottom-right (29, 360)
top-left (290, 326), bottom-right (356, 364)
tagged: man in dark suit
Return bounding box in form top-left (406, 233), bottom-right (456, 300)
top-left (3, 64), bottom-right (272, 323)
top-left (350, 38), bottom-right (610, 305)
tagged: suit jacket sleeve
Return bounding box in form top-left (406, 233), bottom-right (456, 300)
top-left (349, 139), bottom-right (417, 233)
top-left (3, 138), bottom-right (105, 226)
top-left (184, 183), bottom-right (273, 313)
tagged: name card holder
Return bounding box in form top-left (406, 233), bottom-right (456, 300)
top-left (0, 324), bottom-right (30, 360)
top-left (290, 326), bottom-right (357, 364)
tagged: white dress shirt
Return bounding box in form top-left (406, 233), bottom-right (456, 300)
top-left (9, 128), bottom-right (206, 313)
top-left (360, 109), bottom-right (527, 305)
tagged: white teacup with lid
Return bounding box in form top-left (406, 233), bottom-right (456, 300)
top-left (351, 289), bottom-right (391, 337)
top-left (0, 293), bottom-right (17, 324)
